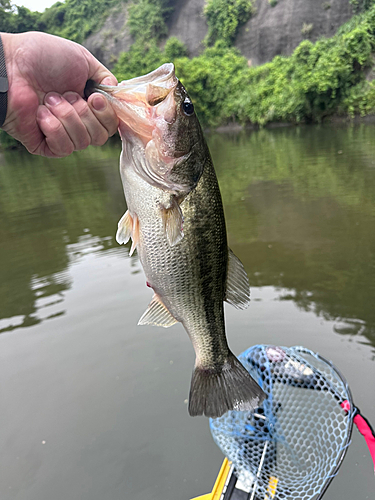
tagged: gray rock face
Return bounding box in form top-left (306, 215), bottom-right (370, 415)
top-left (83, 4), bottom-right (133, 68)
top-left (167, 0), bottom-right (208, 56)
top-left (83, 0), bottom-right (356, 68)
top-left (235, 0), bottom-right (355, 66)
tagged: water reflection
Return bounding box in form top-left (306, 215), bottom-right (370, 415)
top-left (0, 124), bottom-right (375, 347)
top-left (210, 124), bottom-right (375, 346)
top-left (0, 143), bottom-right (125, 333)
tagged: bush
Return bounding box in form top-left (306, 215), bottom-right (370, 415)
top-left (301, 22), bottom-right (313, 36)
top-left (341, 80), bottom-right (375, 116)
top-left (163, 36), bottom-right (188, 60)
top-left (114, 40), bottom-right (163, 81)
top-left (0, 3), bottom-right (41, 33)
top-left (0, 0), bottom-right (121, 43)
top-left (114, 5), bottom-right (375, 128)
top-left (223, 9), bottom-right (375, 125)
top-left (174, 42), bottom-right (248, 126)
top-left (204, 0), bottom-right (253, 45)
top-left (114, 40), bottom-right (247, 126)
top-left (127, 0), bottom-right (170, 42)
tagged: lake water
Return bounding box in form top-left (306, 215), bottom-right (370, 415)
top-left (0, 123), bottom-right (374, 500)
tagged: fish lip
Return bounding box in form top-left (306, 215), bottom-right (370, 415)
top-left (89, 63), bottom-right (179, 143)
top-left (118, 63), bottom-right (176, 88)
top-left (96, 63), bottom-right (178, 106)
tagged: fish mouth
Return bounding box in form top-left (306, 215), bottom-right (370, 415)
top-left (86, 63), bottom-right (179, 142)
top-left (87, 64), bottom-right (193, 194)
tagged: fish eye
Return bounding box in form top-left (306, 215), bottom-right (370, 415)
top-left (182, 99), bottom-right (194, 116)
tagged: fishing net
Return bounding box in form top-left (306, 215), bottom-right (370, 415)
top-left (210, 345), bottom-right (355, 500)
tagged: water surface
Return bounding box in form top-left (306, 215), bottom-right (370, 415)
top-left (0, 124), bottom-right (374, 500)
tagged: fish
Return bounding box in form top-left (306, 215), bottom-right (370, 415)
top-left (87, 64), bottom-right (266, 417)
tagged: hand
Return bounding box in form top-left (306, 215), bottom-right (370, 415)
top-left (1, 31), bottom-right (119, 157)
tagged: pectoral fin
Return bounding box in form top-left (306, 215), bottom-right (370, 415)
top-left (224, 249), bottom-right (250, 310)
top-left (116, 210), bottom-right (132, 245)
top-left (160, 198), bottom-right (184, 247)
top-left (116, 210), bottom-right (139, 256)
top-left (138, 294), bottom-right (178, 328)
top-left (129, 215), bottom-right (139, 257)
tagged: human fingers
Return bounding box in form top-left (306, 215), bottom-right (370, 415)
top-left (87, 93), bottom-right (119, 140)
top-left (36, 105), bottom-right (74, 158)
top-left (44, 92), bottom-right (91, 152)
top-left (63, 91), bottom-right (112, 146)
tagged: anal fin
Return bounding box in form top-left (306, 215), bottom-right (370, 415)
top-left (224, 248), bottom-right (250, 310)
top-left (138, 294), bottom-right (178, 328)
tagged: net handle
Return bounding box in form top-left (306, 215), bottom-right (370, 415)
top-left (249, 441), bottom-right (268, 500)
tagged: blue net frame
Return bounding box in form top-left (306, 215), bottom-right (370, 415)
top-left (210, 345), bottom-right (354, 500)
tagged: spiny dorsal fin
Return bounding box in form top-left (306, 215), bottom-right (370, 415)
top-left (160, 197), bottom-right (184, 246)
top-left (138, 294), bottom-right (178, 328)
top-left (224, 248), bottom-right (250, 310)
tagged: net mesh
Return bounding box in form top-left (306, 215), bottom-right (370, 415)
top-left (209, 345), bottom-right (353, 500)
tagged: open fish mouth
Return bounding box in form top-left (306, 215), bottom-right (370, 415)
top-left (85, 63), bottom-right (179, 142)
top-left (86, 63), bottom-right (198, 195)
top-left (103, 63), bottom-right (178, 106)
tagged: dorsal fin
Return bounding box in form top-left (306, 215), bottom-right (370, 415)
top-left (138, 294), bottom-right (178, 328)
top-left (224, 248), bottom-right (250, 310)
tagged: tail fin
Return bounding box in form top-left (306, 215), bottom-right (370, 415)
top-left (188, 352), bottom-right (266, 418)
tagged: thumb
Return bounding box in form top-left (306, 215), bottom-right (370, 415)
top-left (83, 47), bottom-right (118, 86)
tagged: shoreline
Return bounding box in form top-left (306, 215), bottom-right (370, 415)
top-left (212, 113), bottom-right (375, 134)
top-left (2, 113), bottom-right (375, 152)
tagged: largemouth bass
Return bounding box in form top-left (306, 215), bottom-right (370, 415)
top-left (88, 64), bottom-right (265, 417)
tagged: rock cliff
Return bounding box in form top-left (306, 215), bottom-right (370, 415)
top-left (236, 0), bottom-right (355, 66)
top-left (84, 6), bottom-right (133, 67)
top-left (84, 0), bottom-right (356, 68)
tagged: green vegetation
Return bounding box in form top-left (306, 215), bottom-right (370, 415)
top-left (127, 0), bottom-right (170, 42)
top-left (188, 5), bottom-right (375, 126)
top-left (174, 43), bottom-right (248, 126)
top-left (3, 0), bottom-right (375, 146)
top-left (204, 0), bottom-right (253, 45)
top-left (350, 0), bottom-right (375, 13)
top-left (113, 0), bottom-right (176, 81)
top-left (0, 1), bottom-right (40, 33)
top-left (0, 0), bottom-right (123, 149)
top-left (112, 3), bottom-right (375, 128)
top-left (114, 39), bottom-right (245, 125)
top-left (301, 22), bottom-right (314, 36)
top-left (223, 10), bottom-right (375, 126)
top-left (40, 0), bottom-right (121, 43)
top-left (114, 36), bottom-right (187, 81)
top-left (0, 0), bottom-right (121, 43)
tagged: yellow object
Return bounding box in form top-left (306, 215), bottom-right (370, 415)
top-left (265, 475), bottom-right (279, 498)
top-left (191, 458), bottom-right (232, 500)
